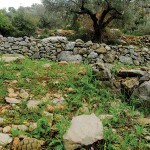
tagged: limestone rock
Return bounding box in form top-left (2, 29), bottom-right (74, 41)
top-left (88, 52), bottom-right (98, 59)
top-left (42, 63), bottom-right (51, 69)
top-left (3, 126), bottom-right (11, 133)
top-left (57, 51), bottom-right (82, 62)
top-left (5, 97), bottom-right (21, 104)
top-left (63, 114), bottom-right (103, 150)
top-left (92, 63), bottom-right (113, 80)
top-left (0, 118), bottom-right (5, 123)
top-left (66, 42), bottom-right (75, 50)
top-left (104, 53), bottom-right (115, 63)
top-left (19, 89), bottom-right (29, 99)
top-left (1, 54), bottom-right (25, 63)
top-left (27, 100), bottom-right (41, 109)
top-left (118, 69), bottom-right (146, 77)
top-left (119, 56), bottom-right (133, 64)
top-left (121, 78), bottom-right (139, 90)
top-left (0, 133), bottom-right (13, 146)
top-left (131, 81), bottom-right (150, 101)
top-left (96, 47), bottom-right (107, 54)
top-left (42, 36), bottom-right (67, 43)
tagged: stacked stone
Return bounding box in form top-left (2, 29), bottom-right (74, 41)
top-left (0, 35), bottom-right (149, 65)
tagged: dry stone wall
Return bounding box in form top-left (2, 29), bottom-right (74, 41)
top-left (0, 35), bottom-right (149, 65)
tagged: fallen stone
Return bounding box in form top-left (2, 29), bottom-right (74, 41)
top-left (138, 117), bottom-right (150, 125)
top-left (19, 89), bottom-right (29, 99)
top-left (42, 63), bottom-right (51, 69)
top-left (0, 133), bottom-right (13, 146)
top-left (27, 100), bottom-right (41, 109)
top-left (63, 114), bottom-right (103, 150)
top-left (3, 126), bottom-right (11, 133)
top-left (121, 78), bottom-right (139, 90)
top-left (131, 81), bottom-right (150, 101)
top-left (0, 118), bottom-right (5, 123)
top-left (5, 97), bottom-right (21, 104)
top-left (118, 69), bottom-right (146, 77)
top-left (92, 63), bottom-right (113, 80)
top-left (1, 54), bottom-right (25, 63)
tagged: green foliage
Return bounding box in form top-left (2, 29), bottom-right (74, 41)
top-left (0, 11), bottom-right (13, 36)
top-left (0, 57), bottom-right (148, 149)
top-left (12, 13), bottom-right (37, 37)
top-left (31, 117), bottom-right (51, 139)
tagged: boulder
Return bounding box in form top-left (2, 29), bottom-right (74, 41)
top-left (92, 63), bottom-right (113, 80)
top-left (63, 114), bottom-right (103, 150)
top-left (0, 133), bottom-right (13, 146)
top-left (1, 54), bottom-right (25, 63)
top-left (57, 51), bottom-right (82, 62)
top-left (118, 69), bottom-right (146, 78)
top-left (131, 81), bottom-right (150, 101)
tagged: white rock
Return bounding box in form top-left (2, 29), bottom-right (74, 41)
top-left (1, 54), bottom-right (25, 63)
top-left (27, 100), bottom-right (41, 109)
top-left (0, 133), bottom-right (13, 146)
top-left (5, 97), bottom-right (21, 104)
top-left (0, 118), bottom-right (5, 123)
top-left (3, 126), bottom-right (11, 133)
top-left (19, 89), bottom-right (29, 99)
top-left (63, 114), bottom-right (103, 150)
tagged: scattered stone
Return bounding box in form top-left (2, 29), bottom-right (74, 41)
top-left (121, 78), bottom-right (139, 90)
top-left (99, 114), bottom-right (113, 120)
top-left (58, 61), bottom-right (68, 65)
top-left (131, 81), bottom-right (150, 101)
top-left (7, 88), bottom-right (18, 98)
top-left (3, 126), bottom-right (11, 133)
top-left (52, 97), bottom-right (65, 105)
top-left (92, 63), bottom-right (113, 80)
top-left (0, 133), bottom-right (13, 146)
top-left (27, 100), bottom-right (41, 109)
top-left (12, 125), bottom-right (28, 131)
top-left (5, 97), bottom-right (21, 104)
top-left (0, 118), bottom-right (5, 123)
top-left (63, 114), bottom-right (103, 150)
top-left (138, 117), bottom-right (150, 125)
top-left (42, 63), bottom-right (51, 69)
top-left (1, 54), bottom-right (25, 63)
top-left (19, 89), bottom-right (29, 99)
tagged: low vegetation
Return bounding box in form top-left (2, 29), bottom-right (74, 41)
top-left (0, 58), bottom-right (149, 149)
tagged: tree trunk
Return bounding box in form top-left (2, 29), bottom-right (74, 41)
top-left (93, 24), bottom-right (103, 43)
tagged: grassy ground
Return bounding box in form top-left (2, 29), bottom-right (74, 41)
top-left (0, 58), bottom-right (149, 150)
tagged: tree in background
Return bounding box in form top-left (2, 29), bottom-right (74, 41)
top-left (0, 11), bottom-right (13, 36)
top-left (42, 0), bottom-right (149, 42)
